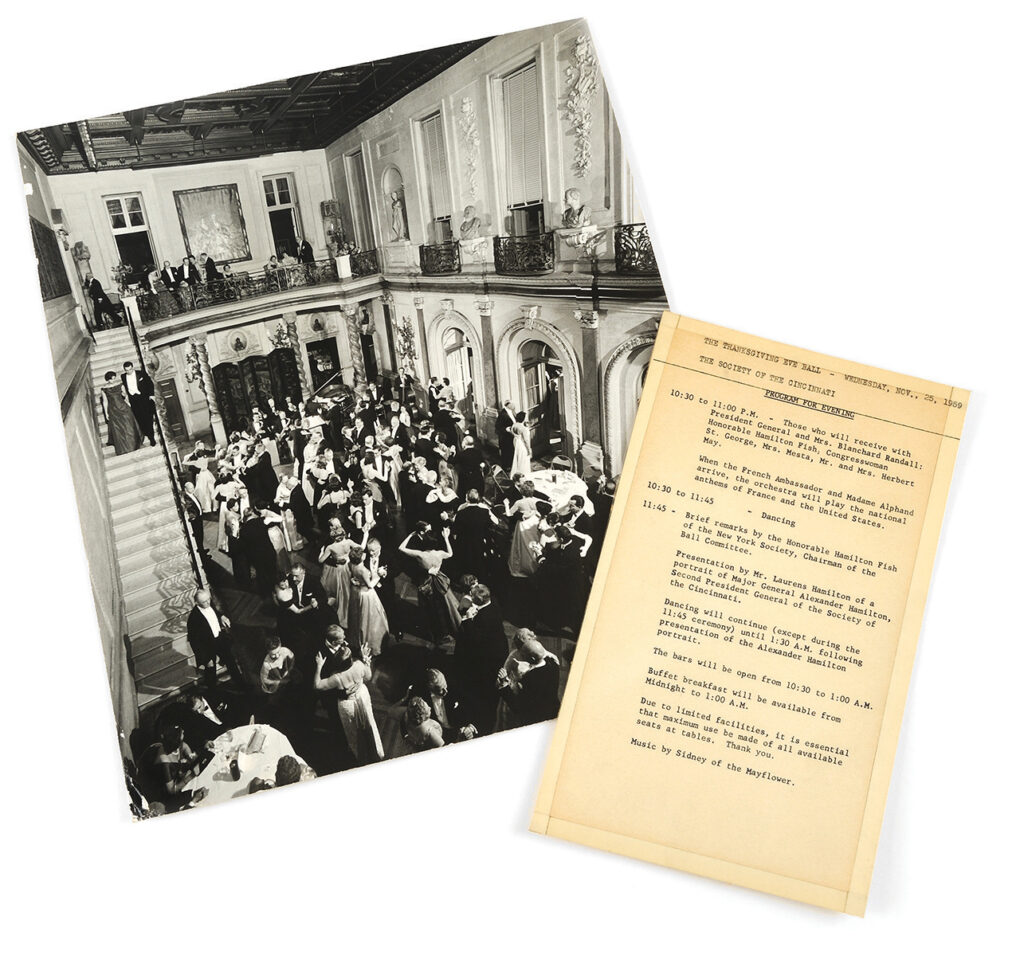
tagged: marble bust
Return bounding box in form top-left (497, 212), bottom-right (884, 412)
top-left (562, 188), bottom-right (592, 229)
top-left (459, 205), bottom-right (482, 240)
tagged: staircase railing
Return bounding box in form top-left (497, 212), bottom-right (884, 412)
top-left (120, 311), bottom-right (208, 590)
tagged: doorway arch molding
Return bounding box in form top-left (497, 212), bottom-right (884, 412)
top-left (495, 312), bottom-right (583, 456)
top-left (603, 332), bottom-right (656, 474)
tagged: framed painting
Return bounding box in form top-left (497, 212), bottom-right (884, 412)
top-left (173, 184), bottom-right (251, 263)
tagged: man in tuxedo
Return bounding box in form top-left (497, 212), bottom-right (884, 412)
top-left (158, 260), bottom-right (179, 293)
top-left (186, 589), bottom-right (242, 688)
top-left (178, 256), bottom-right (201, 288)
top-left (286, 562), bottom-right (329, 673)
top-left (296, 236), bottom-right (314, 263)
top-left (238, 508), bottom-right (278, 595)
top-left (453, 583), bottom-right (509, 735)
top-left (84, 273), bottom-right (121, 329)
top-left (200, 251), bottom-right (221, 282)
top-left (427, 376), bottom-right (442, 415)
top-left (453, 436), bottom-right (487, 498)
top-left (121, 360), bottom-right (156, 445)
top-left (495, 400), bottom-right (516, 471)
top-left (181, 482), bottom-right (207, 557)
top-left (451, 490), bottom-right (499, 582)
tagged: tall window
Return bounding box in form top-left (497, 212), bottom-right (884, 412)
top-left (104, 193), bottom-right (156, 282)
top-left (443, 327), bottom-right (473, 401)
top-left (418, 112), bottom-right (453, 244)
top-left (502, 61), bottom-right (544, 235)
top-left (263, 173), bottom-right (302, 258)
top-left (345, 150), bottom-right (374, 251)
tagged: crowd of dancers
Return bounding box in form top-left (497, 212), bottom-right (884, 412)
top-left (137, 370), bottom-right (616, 808)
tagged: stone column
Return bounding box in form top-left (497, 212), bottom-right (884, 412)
top-left (188, 334), bottom-right (227, 444)
top-left (413, 296), bottom-right (430, 382)
top-left (284, 312), bottom-right (312, 399)
top-left (379, 291), bottom-right (398, 372)
top-left (474, 296), bottom-right (499, 445)
top-left (341, 303), bottom-right (366, 386)
top-left (574, 308), bottom-right (604, 473)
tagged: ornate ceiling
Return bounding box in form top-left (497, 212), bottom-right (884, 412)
top-left (19, 37), bottom-right (492, 175)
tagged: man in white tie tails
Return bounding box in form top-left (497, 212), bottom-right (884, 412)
top-left (121, 360), bottom-right (156, 445)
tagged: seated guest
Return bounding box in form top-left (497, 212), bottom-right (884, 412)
top-left (275, 754), bottom-right (316, 786)
top-left (138, 722), bottom-right (205, 812)
top-left (159, 260), bottom-right (179, 292)
top-left (264, 255), bottom-right (281, 276)
top-left (495, 628), bottom-right (561, 731)
top-left (186, 589), bottom-right (242, 688)
top-left (157, 693), bottom-right (227, 761)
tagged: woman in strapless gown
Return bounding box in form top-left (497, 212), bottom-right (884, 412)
top-left (319, 519), bottom-right (366, 628)
top-left (398, 526), bottom-right (462, 641)
top-left (100, 373), bottom-right (141, 456)
top-left (505, 480), bottom-right (544, 578)
top-left (346, 542), bottom-right (390, 661)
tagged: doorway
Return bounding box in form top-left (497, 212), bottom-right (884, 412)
top-left (519, 339), bottom-right (564, 458)
top-left (306, 338), bottom-right (341, 393)
top-left (268, 209), bottom-right (298, 259)
top-left (443, 327), bottom-right (476, 431)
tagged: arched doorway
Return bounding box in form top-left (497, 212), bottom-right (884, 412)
top-left (519, 339), bottom-right (565, 458)
top-left (603, 333), bottom-right (656, 475)
top-left (442, 327), bottom-right (477, 432)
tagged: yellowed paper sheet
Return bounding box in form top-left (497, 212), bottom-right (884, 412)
top-left (531, 312), bottom-right (968, 915)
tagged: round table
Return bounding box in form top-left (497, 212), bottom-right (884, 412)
top-left (525, 469), bottom-right (594, 515)
top-left (186, 724), bottom-right (308, 806)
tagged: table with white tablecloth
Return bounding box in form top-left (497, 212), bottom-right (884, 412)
top-left (524, 469), bottom-right (594, 516)
top-left (186, 724), bottom-right (311, 806)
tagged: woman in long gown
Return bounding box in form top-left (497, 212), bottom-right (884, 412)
top-left (510, 411), bottom-right (532, 477)
top-left (314, 632), bottom-right (384, 766)
top-left (505, 480), bottom-right (544, 578)
top-left (398, 525), bottom-right (462, 641)
top-left (318, 517), bottom-right (366, 628)
top-left (274, 477), bottom-right (306, 552)
top-left (213, 471), bottom-right (244, 553)
top-left (346, 540), bottom-right (390, 660)
top-left (100, 372), bottom-right (141, 455)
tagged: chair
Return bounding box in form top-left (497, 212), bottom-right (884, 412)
top-left (549, 454), bottom-right (573, 472)
top-left (491, 465), bottom-right (517, 499)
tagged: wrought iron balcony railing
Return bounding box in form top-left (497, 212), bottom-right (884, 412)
top-left (493, 232), bottom-right (555, 275)
top-left (614, 223), bottom-right (658, 276)
top-left (134, 253), bottom-right (381, 323)
top-left (350, 248), bottom-right (380, 278)
top-left (419, 239), bottom-right (462, 275)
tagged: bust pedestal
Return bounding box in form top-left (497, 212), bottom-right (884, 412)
top-left (555, 226), bottom-right (607, 270)
top-left (335, 254), bottom-right (352, 280)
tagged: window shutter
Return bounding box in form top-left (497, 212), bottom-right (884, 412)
top-left (503, 62), bottom-right (543, 206)
top-left (420, 113), bottom-right (452, 220)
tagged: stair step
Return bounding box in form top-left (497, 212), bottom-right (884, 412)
top-left (126, 588), bottom-right (194, 635)
top-left (122, 551), bottom-right (196, 595)
top-left (131, 628), bottom-right (193, 670)
top-left (105, 450), bottom-right (166, 481)
top-left (137, 659), bottom-right (201, 712)
top-left (124, 570), bottom-right (200, 614)
top-left (112, 492), bottom-right (180, 526)
top-left (116, 519), bottom-right (187, 559)
top-left (107, 464), bottom-right (169, 497)
top-left (113, 505), bottom-right (181, 540)
top-left (109, 474), bottom-right (176, 509)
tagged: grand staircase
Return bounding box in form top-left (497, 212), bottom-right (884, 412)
top-left (91, 327), bottom-right (202, 710)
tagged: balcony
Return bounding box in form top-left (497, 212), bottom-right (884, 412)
top-left (492, 232), bottom-right (555, 275)
top-left (349, 248), bottom-right (380, 278)
top-left (614, 223), bottom-right (658, 276)
top-left (419, 239), bottom-right (462, 276)
top-left (135, 255), bottom-right (379, 323)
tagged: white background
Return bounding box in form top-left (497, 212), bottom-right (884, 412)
top-left (2, 1), bottom-right (1021, 957)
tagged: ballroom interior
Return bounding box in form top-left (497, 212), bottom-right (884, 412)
top-left (21, 18), bottom-right (666, 766)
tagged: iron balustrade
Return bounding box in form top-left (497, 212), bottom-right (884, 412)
top-left (419, 238), bottom-right (463, 275)
top-left (122, 311), bottom-right (208, 590)
top-left (492, 232), bottom-right (555, 275)
top-left (613, 223), bottom-right (658, 276)
top-left (135, 255), bottom-right (380, 323)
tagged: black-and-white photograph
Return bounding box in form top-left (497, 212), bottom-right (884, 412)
top-left (18, 17), bottom-right (666, 815)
